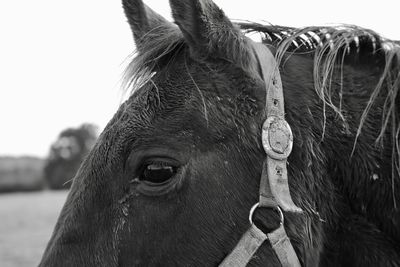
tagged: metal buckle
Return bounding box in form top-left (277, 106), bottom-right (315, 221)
top-left (249, 202), bottom-right (284, 226)
top-left (262, 116), bottom-right (293, 160)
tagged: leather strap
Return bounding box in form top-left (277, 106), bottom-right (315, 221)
top-left (220, 222), bottom-right (301, 267)
top-left (260, 157), bottom-right (302, 213)
top-left (219, 224), bottom-right (267, 267)
top-left (268, 223), bottom-right (301, 266)
top-left (253, 42), bottom-right (302, 265)
top-left (219, 42), bottom-right (302, 267)
top-left (252, 43), bottom-right (302, 213)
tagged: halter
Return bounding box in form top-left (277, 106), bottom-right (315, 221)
top-left (219, 43), bottom-right (303, 267)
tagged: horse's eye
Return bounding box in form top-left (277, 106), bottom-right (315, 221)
top-left (139, 162), bottom-right (178, 184)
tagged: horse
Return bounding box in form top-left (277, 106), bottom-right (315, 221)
top-left (39, 0), bottom-right (400, 266)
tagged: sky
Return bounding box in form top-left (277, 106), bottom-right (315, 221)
top-left (1, 0), bottom-right (399, 157)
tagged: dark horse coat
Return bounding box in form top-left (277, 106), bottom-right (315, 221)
top-left (40, 0), bottom-right (400, 266)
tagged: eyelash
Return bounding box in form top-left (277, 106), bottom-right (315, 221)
top-left (137, 160), bottom-right (178, 184)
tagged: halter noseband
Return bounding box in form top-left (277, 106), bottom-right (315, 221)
top-left (219, 42), bottom-right (303, 267)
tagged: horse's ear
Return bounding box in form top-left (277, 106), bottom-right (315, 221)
top-left (169, 0), bottom-right (254, 69)
top-left (122, 0), bottom-right (174, 51)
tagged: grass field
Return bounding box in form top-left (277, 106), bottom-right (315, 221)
top-left (0, 191), bottom-right (68, 267)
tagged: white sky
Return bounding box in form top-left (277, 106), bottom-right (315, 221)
top-left (1, 0), bottom-right (398, 157)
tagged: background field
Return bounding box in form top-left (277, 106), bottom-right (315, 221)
top-left (0, 191), bottom-right (67, 267)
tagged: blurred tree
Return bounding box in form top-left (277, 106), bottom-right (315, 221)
top-left (44, 123), bottom-right (98, 190)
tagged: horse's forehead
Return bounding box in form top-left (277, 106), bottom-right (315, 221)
top-left (113, 54), bottom-right (261, 148)
top-left (124, 62), bottom-right (205, 116)
top-left (116, 77), bottom-right (193, 132)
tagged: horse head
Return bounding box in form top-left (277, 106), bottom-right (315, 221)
top-left (40, 0), bottom-right (400, 266)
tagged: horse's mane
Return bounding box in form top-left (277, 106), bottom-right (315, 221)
top-left (123, 21), bottom-right (400, 185)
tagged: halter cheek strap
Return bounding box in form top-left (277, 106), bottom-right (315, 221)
top-left (219, 43), bottom-right (303, 267)
top-left (254, 42), bottom-right (302, 214)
